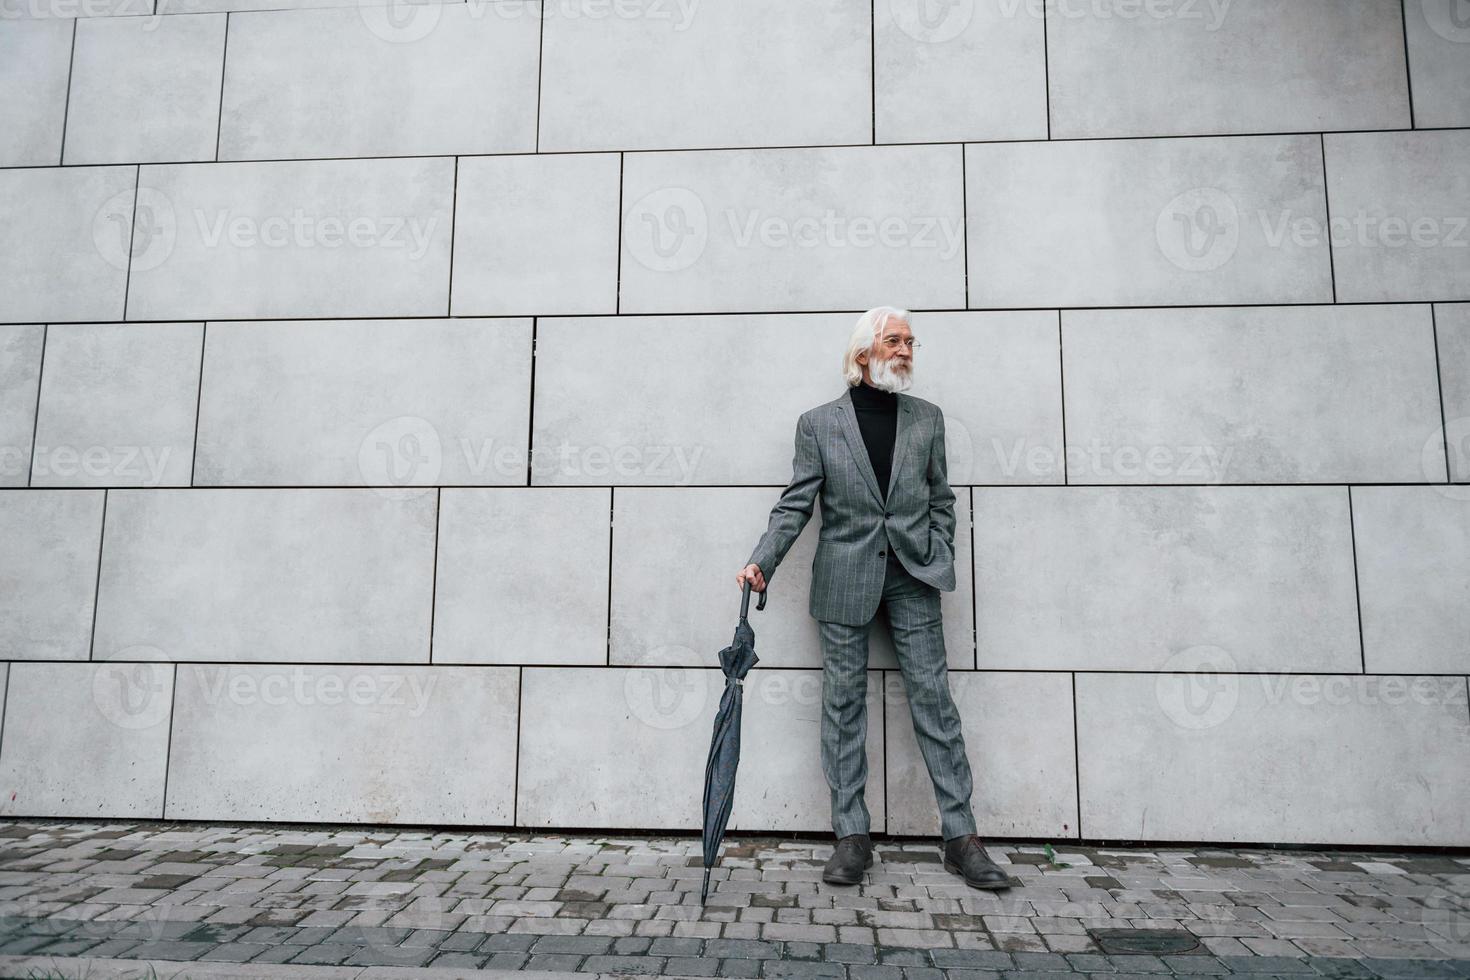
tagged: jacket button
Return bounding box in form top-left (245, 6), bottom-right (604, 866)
top-left (878, 551), bottom-right (886, 558)
top-left (885, 512), bottom-right (892, 518)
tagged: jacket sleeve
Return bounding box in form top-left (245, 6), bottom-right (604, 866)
top-left (746, 412), bottom-right (823, 582)
top-left (927, 408), bottom-right (957, 553)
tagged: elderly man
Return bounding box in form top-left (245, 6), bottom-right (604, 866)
top-left (737, 307), bottom-right (1009, 890)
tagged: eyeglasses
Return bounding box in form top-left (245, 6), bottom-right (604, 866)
top-left (881, 337), bottom-right (921, 350)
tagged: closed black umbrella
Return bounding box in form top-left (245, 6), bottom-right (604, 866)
top-left (699, 579), bottom-right (767, 905)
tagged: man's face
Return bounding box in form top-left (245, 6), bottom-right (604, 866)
top-left (864, 317), bottom-right (914, 378)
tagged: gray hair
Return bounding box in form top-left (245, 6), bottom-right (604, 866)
top-left (841, 306), bottom-right (911, 386)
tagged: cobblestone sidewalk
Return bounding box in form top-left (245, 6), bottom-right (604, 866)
top-left (0, 820), bottom-right (1465, 979)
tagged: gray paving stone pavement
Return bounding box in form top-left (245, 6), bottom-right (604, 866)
top-left (0, 819), bottom-right (1464, 979)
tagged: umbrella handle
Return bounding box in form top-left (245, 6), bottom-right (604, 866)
top-left (740, 578), bottom-right (768, 618)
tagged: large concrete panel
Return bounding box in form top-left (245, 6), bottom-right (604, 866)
top-left (1440, 304), bottom-right (1470, 484)
top-left (1076, 671), bottom-right (1470, 846)
top-left (0, 489), bottom-right (105, 660)
top-left (538, 0), bottom-right (869, 152)
top-left (0, 325), bottom-right (44, 487)
top-left (32, 322), bottom-right (201, 488)
top-left (93, 489), bottom-right (437, 662)
top-left (517, 666), bottom-right (884, 832)
top-left (965, 136), bottom-right (1332, 308)
top-left (450, 153), bottom-right (620, 316)
top-left (193, 318), bottom-right (530, 486)
top-left (901, 312), bottom-right (1063, 485)
top-left (0, 20), bottom-right (71, 166)
top-left (0, 662), bottom-right (173, 818)
top-left (1062, 305), bottom-right (1444, 484)
top-left (609, 487), bottom-right (974, 671)
top-left (433, 488), bottom-right (610, 665)
top-left (124, 157), bottom-right (455, 320)
top-left (1405, 0), bottom-right (1470, 127)
top-left (0, 165), bottom-right (135, 323)
top-left (609, 488), bottom-right (819, 668)
top-left (533, 314), bottom-right (849, 486)
top-left (63, 13), bottom-right (225, 165)
top-left (885, 671), bottom-right (1076, 839)
top-left (1047, 0), bottom-right (1410, 138)
top-left (533, 313), bottom-right (1021, 487)
top-left (973, 486), bottom-right (1360, 673)
top-left (165, 664), bottom-right (518, 823)
top-left (217, 4), bottom-right (538, 160)
top-left (619, 145), bottom-right (966, 314)
top-left (873, 0), bottom-right (1046, 143)
top-left (1353, 486), bottom-right (1470, 675)
top-left (1325, 129), bottom-right (1470, 303)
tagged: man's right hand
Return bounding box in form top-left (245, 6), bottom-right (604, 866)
top-left (736, 563), bottom-right (767, 593)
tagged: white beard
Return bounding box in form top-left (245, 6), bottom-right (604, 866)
top-left (868, 354), bottom-right (913, 393)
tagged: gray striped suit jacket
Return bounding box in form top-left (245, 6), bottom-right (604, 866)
top-left (746, 385), bottom-right (958, 627)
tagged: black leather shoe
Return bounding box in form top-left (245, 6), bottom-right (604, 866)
top-left (822, 833), bottom-right (873, 885)
top-left (942, 834), bottom-right (1011, 890)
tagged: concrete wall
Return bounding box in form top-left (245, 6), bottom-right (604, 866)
top-left (0, 0), bottom-right (1467, 847)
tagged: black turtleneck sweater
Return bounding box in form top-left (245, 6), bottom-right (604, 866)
top-left (849, 380), bottom-right (898, 502)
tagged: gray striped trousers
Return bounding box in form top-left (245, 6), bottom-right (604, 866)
top-left (817, 550), bottom-right (978, 841)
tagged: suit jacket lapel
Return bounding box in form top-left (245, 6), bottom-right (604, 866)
top-left (836, 387), bottom-right (882, 505)
top-left (836, 387), bottom-right (915, 506)
top-left (887, 394), bottom-right (915, 501)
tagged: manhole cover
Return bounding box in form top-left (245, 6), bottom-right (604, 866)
top-left (1087, 927), bottom-right (1202, 955)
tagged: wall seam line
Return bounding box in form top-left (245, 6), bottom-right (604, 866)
top-left (213, 12), bottom-right (229, 161)
top-left (25, 324), bottom-right (47, 488)
top-left (526, 317), bottom-right (538, 486)
top-left (87, 488), bottom-right (109, 662)
top-left (1320, 132), bottom-right (1337, 304)
top-left (120, 165), bottom-right (139, 322)
top-left (428, 486), bottom-right (441, 665)
top-left (160, 663), bottom-right (178, 819)
top-left (1430, 304), bottom-right (1451, 480)
top-left (1071, 671), bottom-right (1081, 840)
top-left (446, 156), bottom-right (459, 316)
top-left (57, 19), bottom-right (77, 165)
top-left (1400, 0), bottom-right (1416, 130)
top-left (1, 125), bottom-right (1460, 176)
top-left (1347, 485), bottom-right (1366, 674)
top-left (189, 321), bottom-right (206, 487)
